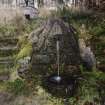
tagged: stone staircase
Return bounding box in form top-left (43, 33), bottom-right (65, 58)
top-left (0, 37), bottom-right (18, 81)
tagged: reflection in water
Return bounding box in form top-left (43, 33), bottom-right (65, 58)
top-left (50, 75), bottom-right (62, 83)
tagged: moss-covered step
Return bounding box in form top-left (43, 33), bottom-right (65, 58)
top-left (0, 57), bottom-right (13, 81)
top-left (0, 46), bottom-right (18, 51)
top-left (0, 57), bottom-right (14, 76)
top-left (0, 57), bottom-right (14, 65)
top-left (0, 72), bottom-right (9, 81)
top-left (0, 64), bottom-right (10, 81)
top-left (0, 37), bottom-right (18, 40)
top-left (0, 64), bottom-right (12, 71)
top-left (0, 38), bottom-right (18, 46)
top-left (0, 49), bottom-right (18, 57)
top-left (0, 36), bottom-right (19, 56)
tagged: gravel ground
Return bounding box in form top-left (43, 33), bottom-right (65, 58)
top-left (0, 86), bottom-right (57, 105)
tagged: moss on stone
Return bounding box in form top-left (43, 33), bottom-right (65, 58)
top-left (16, 42), bottom-right (32, 60)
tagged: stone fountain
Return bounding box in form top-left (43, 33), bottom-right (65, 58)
top-left (29, 18), bottom-right (81, 71)
top-left (28, 17), bottom-right (81, 97)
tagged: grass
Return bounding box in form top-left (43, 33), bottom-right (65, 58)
top-left (0, 15), bottom-right (43, 39)
top-left (7, 79), bottom-right (29, 95)
top-left (65, 70), bottom-right (105, 105)
top-left (0, 24), bottom-right (18, 37)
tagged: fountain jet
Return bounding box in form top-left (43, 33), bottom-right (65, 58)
top-left (49, 40), bottom-right (62, 84)
top-left (57, 40), bottom-right (60, 76)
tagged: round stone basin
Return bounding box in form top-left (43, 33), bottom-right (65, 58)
top-left (44, 73), bottom-right (78, 97)
top-left (47, 74), bottom-right (77, 86)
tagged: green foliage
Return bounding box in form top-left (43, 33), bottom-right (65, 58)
top-left (18, 36), bottom-right (28, 48)
top-left (56, 7), bottom-right (96, 26)
top-left (0, 17), bottom-right (42, 39)
top-left (89, 24), bottom-right (105, 37)
top-left (75, 70), bottom-right (105, 105)
top-left (54, 7), bottom-right (105, 39)
top-left (0, 24), bottom-right (18, 37)
top-left (7, 79), bottom-right (25, 95)
top-left (7, 79), bottom-right (29, 95)
top-left (79, 64), bottom-right (84, 73)
top-left (23, 19), bottom-right (42, 34)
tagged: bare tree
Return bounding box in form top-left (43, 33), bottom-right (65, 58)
top-left (57, 0), bottom-right (64, 4)
top-left (37, 0), bottom-right (44, 7)
top-left (24, 0), bottom-right (34, 7)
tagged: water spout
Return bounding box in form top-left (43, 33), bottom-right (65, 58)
top-left (46, 40), bottom-right (62, 84)
top-left (57, 40), bottom-right (60, 76)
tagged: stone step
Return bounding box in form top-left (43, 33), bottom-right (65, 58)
top-left (0, 63), bottom-right (11, 81)
top-left (0, 75), bottom-right (9, 81)
top-left (0, 60), bottom-right (14, 65)
top-left (0, 46), bottom-right (18, 51)
top-left (0, 50), bottom-right (18, 57)
top-left (0, 73), bottom-right (9, 81)
top-left (0, 57), bottom-right (14, 64)
top-left (0, 65), bottom-right (10, 71)
top-left (0, 40), bottom-right (18, 46)
top-left (0, 37), bottom-right (18, 47)
top-left (0, 56), bottom-right (13, 60)
top-left (0, 63), bottom-right (13, 73)
top-left (0, 36), bottom-right (18, 57)
top-left (0, 36), bottom-right (18, 40)
top-left (0, 46), bottom-right (18, 57)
